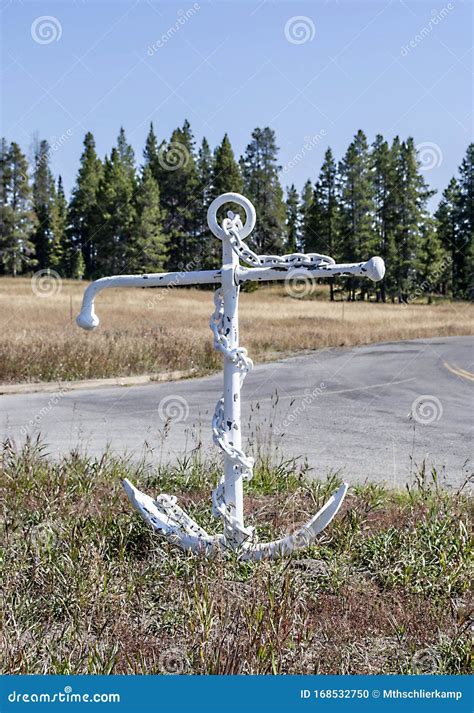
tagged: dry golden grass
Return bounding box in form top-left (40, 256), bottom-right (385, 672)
top-left (0, 277), bottom-right (472, 383)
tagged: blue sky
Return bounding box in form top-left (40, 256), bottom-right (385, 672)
top-left (1, 0), bottom-right (472, 210)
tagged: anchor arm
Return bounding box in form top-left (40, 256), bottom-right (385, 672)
top-left (236, 256), bottom-right (385, 285)
top-left (240, 483), bottom-right (348, 560)
top-left (122, 478), bottom-right (222, 554)
top-left (76, 269), bottom-right (222, 330)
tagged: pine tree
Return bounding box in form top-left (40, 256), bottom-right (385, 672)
top-left (371, 135), bottom-right (397, 301)
top-left (69, 132), bottom-right (102, 277)
top-left (338, 131), bottom-right (374, 258)
top-left (436, 145), bottom-right (474, 299)
top-left (31, 139), bottom-right (56, 269)
top-left (300, 178), bottom-right (314, 250)
top-left (301, 179), bottom-right (313, 210)
top-left (304, 148), bottom-right (340, 299)
top-left (127, 166), bottom-right (167, 272)
top-left (0, 138), bottom-right (11, 203)
top-left (49, 176), bottom-right (67, 271)
top-left (144, 122), bottom-right (168, 191)
top-left (435, 178), bottom-right (460, 297)
top-left (72, 250), bottom-right (85, 280)
top-left (455, 144), bottom-right (474, 298)
top-left (143, 122), bottom-right (160, 174)
top-left (285, 184), bottom-right (299, 252)
top-left (338, 130), bottom-right (375, 299)
top-left (212, 134), bottom-right (243, 221)
top-left (390, 138), bottom-right (435, 302)
top-left (319, 148), bottom-right (340, 255)
top-left (0, 139), bottom-right (12, 275)
top-left (304, 184), bottom-right (324, 252)
top-left (416, 217), bottom-right (447, 301)
top-left (159, 120), bottom-right (199, 270)
top-left (196, 137), bottom-right (214, 268)
top-left (212, 134), bottom-right (243, 201)
top-left (197, 134), bottom-right (244, 268)
top-left (117, 126), bottom-right (135, 179)
top-left (240, 127), bottom-right (285, 253)
top-left (198, 137), bottom-right (213, 208)
top-left (0, 142), bottom-right (36, 276)
top-left (94, 130), bottom-right (137, 275)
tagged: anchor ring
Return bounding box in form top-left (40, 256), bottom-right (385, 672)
top-left (207, 192), bottom-right (256, 241)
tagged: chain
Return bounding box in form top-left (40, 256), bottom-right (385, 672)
top-left (210, 288), bottom-right (255, 545)
top-left (210, 214), bottom-right (335, 548)
top-left (222, 213), bottom-right (336, 269)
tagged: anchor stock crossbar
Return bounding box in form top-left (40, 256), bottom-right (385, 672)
top-left (77, 192), bottom-right (385, 560)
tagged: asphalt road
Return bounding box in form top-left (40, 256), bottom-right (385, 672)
top-left (1, 337), bottom-right (472, 488)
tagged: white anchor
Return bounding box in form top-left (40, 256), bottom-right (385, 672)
top-left (77, 193), bottom-right (385, 560)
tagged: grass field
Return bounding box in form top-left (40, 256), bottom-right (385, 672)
top-left (1, 439), bottom-right (472, 675)
top-left (0, 277), bottom-right (473, 384)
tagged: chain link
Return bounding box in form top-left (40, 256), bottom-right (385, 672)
top-left (222, 212), bottom-right (336, 269)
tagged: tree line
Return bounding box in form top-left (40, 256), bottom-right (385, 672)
top-left (0, 124), bottom-right (472, 301)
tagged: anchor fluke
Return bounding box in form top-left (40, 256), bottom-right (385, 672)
top-left (240, 482), bottom-right (348, 561)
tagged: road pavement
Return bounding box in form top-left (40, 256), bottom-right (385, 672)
top-left (1, 336), bottom-right (472, 488)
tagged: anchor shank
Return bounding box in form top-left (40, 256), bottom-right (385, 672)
top-left (221, 237), bottom-right (245, 540)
